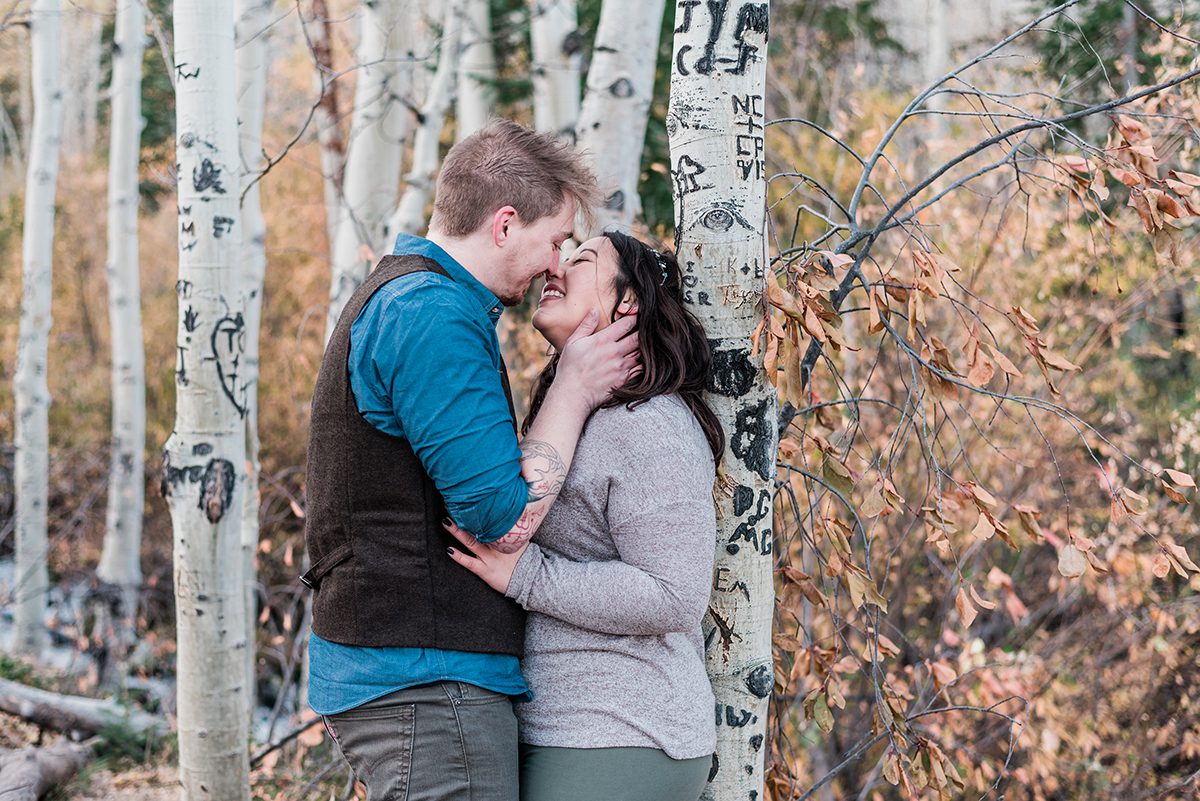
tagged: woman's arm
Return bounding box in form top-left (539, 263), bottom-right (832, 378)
top-left (446, 401), bottom-right (717, 635)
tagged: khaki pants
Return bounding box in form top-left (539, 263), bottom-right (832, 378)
top-left (323, 681), bottom-right (519, 801)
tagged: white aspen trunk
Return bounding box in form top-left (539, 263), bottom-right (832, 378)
top-left (166, 1), bottom-right (251, 797)
top-left (455, 0), bottom-right (495, 139)
top-left (667, 2), bottom-right (773, 799)
top-left (235, 0), bottom-right (271, 727)
top-left (386, 2), bottom-right (462, 239)
top-left (325, 0), bottom-right (411, 341)
top-left (575, 0), bottom-right (666, 232)
top-left (13, 0), bottom-right (64, 658)
top-left (97, 0), bottom-right (146, 632)
top-left (309, 0), bottom-right (346, 251)
top-left (529, 0), bottom-right (580, 139)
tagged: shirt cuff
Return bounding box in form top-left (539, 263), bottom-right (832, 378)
top-left (504, 542), bottom-right (543, 606)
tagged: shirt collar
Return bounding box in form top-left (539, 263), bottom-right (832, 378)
top-left (392, 233), bottom-right (504, 323)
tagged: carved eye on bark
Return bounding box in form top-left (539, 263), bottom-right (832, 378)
top-left (699, 203), bottom-right (753, 233)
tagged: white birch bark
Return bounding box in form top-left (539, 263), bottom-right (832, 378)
top-left (455, 0), bottom-right (495, 139)
top-left (166, 1), bottom-right (251, 797)
top-left (575, 0), bottom-right (666, 231)
top-left (529, 0), bottom-right (580, 139)
top-left (386, 2), bottom-right (462, 238)
top-left (236, 0), bottom-right (271, 725)
top-left (308, 0), bottom-right (346, 250)
top-left (97, 0), bottom-right (146, 631)
top-left (667, 2), bottom-right (774, 798)
top-left (325, 0), bottom-right (411, 340)
top-left (13, 0), bottom-right (64, 658)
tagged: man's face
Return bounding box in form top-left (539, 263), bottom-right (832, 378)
top-left (494, 199), bottom-right (577, 306)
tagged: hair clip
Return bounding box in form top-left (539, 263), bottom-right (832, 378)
top-left (652, 250), bottom-right (669, 286)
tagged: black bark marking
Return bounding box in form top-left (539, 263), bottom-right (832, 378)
top-left (175, 345), bottom-right (189, 386)
top-left (605, 189), bottom-right (625, 211)
top-left (699, 202), bottom-right (754, 232)
top-left (745, 664), bottom-right (772, 698)
top-left (676, 0), bottom-right (701, 32)
top-left (694, 0), bottom-right (729, 75)
top-left (749, 734), bottom-right (763, 751)
top-left (720, 705), bottom-right (757, 727)
top-left (211, 314), bottom-right (248, 418)
top-left (729, 487), bottom-right (772, 555)
top-left (193, 159), bottom-right (227, 194)
top-left (732, 484), bottom-right (754, 515)
top-left (192, 443), bottom-right (212, 456)
top-left (744, 764), bottom-right (753, 775)
top-left (175, 62), bottom-right (200, 80)
top-left (725, 4), bottom-right (768, 75)
top-left (674, 44), bottom-right (692, 77)
top-left (562, 29), bottom-right (584, 56)
top-left (731, 398), bottom-right (773, 480)
top-left (708, 344), bottom-right (756, 397)
top-left (212, 216), bottom-right (235, 238)
top-left (608, 77), bottom-right (634, 98)
top-left (176, 279), bottom-right (193, 298)
top-left (672, 154), bottom-right (708, 195)
top-left (699, 291), bottom-right (712, 305)
top-left (184, 306), bottom-right (199, 332)
top-left (198, 458), bottom-right (236, 523)
top-left (708, 753), bottom-right (719, 781)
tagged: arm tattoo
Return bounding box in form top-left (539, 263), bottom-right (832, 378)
top-left (488, 440), bottom-right (566, 554)
top-left (520, 439), bottom-right (566, 502)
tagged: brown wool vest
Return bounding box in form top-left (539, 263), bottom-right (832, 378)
top-left (301, 254), bottom-right (526, 654)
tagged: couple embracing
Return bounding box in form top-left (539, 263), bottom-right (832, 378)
top-left (303, 120), bottom-right (722, 801)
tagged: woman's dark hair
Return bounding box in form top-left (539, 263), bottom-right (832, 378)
top-left (522, 231), bottom-right (725, 463)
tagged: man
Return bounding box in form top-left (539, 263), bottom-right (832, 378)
top-left (302, 119), bottom-right (638, 800)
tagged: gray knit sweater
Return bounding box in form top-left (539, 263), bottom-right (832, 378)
top-left (505, 394), bottom-right (718, 760)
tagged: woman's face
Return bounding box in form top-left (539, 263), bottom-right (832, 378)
top-left (531, 236), bottom-right (632, 350)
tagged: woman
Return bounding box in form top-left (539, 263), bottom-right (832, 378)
top-left (445, 230), bottom-right (723, 801)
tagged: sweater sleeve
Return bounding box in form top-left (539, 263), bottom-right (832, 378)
top-left (504, 401), bottom-right (717, 636)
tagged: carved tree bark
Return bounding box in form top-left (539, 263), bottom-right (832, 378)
top-left (667, 2), bottom-right (774, 799)
top-left (575, 0), bottom-right (666, 231)
top-left (456, 0), bottom-right (495, 139)
top-left (98, 0), bottom-right (146, 639)
top-left (386, 1), bottom-right (462, 238)
top-left (13, 0), bottom-right (64, 658)
top-left (165, 1), bottom-right (251, 797)
top-left (325, 0), bottom-right (411, 340)
top-left (235, 0), bottom-right (271, 722)
top-left (530, 0), bottom-right (581, 139)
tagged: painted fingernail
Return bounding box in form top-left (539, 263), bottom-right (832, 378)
top-left (447, 547), bottom-right (455, 555)
top-left (442, 517), bottom-right (452, 527)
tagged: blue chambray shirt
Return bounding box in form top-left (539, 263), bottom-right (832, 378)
top-left (307, 234), bottom-right (531, 715)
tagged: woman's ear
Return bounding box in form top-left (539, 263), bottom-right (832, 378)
top-left (616, 295), bottom-right (638, 316)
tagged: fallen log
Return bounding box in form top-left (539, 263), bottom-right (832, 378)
top-left (0, 740), bottom-right (89, 800)
top-left (0, 679), bottom-right (165, 741)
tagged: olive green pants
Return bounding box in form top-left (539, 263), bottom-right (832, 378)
top-left (518, 743), bottom-right (710, 801)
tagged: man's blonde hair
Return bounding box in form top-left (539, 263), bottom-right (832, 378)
top-left (431, 119), bottom-right (601, 236)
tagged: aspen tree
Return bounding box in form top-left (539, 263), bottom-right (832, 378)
top-left (530, 0), bottom-right (580, 139)
top-left (235, 0), bottom-right (272, 722)
top-left (98, 0), bottom-right (147, 639)
top-left (575, 0), bottom-right (666, 231)
top-left (325, 0), bottom-right (411, 340)
top-left (667, 2), bottom-right (773, 798)
top-left (13, 0), bottom-right (64, 658)
top-left (387, 1), bottom-right (462, 238)
top-left (456, 0), bottom-right (495, 139)
top-left (307, 0), bottom-right (345, 249)
top-left (165, 1), bottom-right (251, 796)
